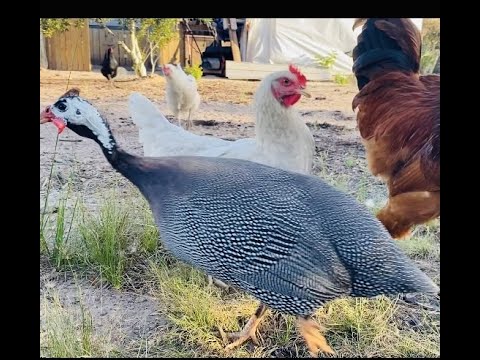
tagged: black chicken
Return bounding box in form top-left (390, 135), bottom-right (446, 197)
top-left (101, 47), bottom-right (118, 85)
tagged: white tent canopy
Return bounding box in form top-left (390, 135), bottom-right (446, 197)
top-left (244, 18), bottom-right (423, 74)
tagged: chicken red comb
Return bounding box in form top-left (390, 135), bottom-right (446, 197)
top-left (289, 64), bottom-right (307, 87)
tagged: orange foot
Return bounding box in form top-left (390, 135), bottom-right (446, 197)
top-left (297, 317), bottom-right (335, 357)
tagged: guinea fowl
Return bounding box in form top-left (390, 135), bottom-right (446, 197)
top-left (101, 47), bottom-right (119, 86)
top-left (40, 89), bottom-right (439, 357)
top-left (130, 65), bottom-right (315, 175)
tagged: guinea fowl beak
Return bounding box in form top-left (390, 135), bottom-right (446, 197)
top-left (40, 106), bottom-right (66, 134)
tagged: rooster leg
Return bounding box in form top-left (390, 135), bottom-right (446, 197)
top-left (297, 316), bottom-right (335, 357)
top-left (377, 191), bottom-right (440, 239)
top-left (224, 303), bottom-right (267, 350)
top-left (107, 77), bottom-right (116, 88)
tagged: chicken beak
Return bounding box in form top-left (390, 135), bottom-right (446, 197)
top-left (299, 88), bottom-right (311, 98)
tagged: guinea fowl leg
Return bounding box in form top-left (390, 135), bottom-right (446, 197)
top-left (297, 316), bottom-right (335, 357)
top-left (377, 191), bottom-right (440, 239)
top-left (224, 303), bottom-right (267, 350)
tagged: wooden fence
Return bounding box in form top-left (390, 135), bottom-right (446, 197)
top-left (44, 19), bottom-right (91, 71)
top-left (44, 21), bottom-right (215, 71)
top-left (89, 26), bottom-right (214, 69)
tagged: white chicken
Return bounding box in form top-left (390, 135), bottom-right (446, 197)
top-left (130, 65), bottom-right (315, 175)
top-left (162, 63), bottom-right (201, 130)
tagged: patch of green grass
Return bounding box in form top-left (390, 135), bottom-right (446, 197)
top-left (315, 151), bottom-right (349, 191)
top-left (78, 193), bottom-right (133, 289)
top-left (344, 157), bottom-right (356, 168)
top-left (315, 51), bottom-right (338, 69)
top-left (398, 221), bottom-right (440, 260)
top-left (333, 73), bottom-right (352, 85)
top-left (138, 203), bottom-right (159, 254)
top-left (149, 256), bottom-right (257, 357)
top-left (320, 297), bottom-right (439, 357)
top-left (355, 177), bottom-right (370, 204)
top-left (420, 19), bottom-right (440, 74)
top-left (40, 176), bottom-right (80, 268)
top-left (147, 249), bottom-right (439, 357)
top-left (184, 64), bottom-right (203, 80)
top-left (40, 290), bottom-right (116, 357)
top-left (51, 190), bottom-right (79, 268)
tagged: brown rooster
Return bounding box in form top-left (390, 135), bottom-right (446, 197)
top-left (352, 18), bottom-right (440, 239)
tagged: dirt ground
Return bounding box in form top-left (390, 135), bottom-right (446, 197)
top-left (40, 68), bottom-right (439, 356)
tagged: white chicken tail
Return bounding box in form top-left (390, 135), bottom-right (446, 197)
top-left (129, 92), bottom-right (187, 156)
top-left (129, 92), bottom-right (170, 129)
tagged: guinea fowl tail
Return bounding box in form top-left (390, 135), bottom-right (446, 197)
top-left (352, 18), bottom-right (422, 90)
top-left (348, 236), bottom-right (440, 298)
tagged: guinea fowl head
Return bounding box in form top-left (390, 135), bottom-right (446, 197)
top-left (40, 88), bottom-right (116, 152)
top-left (265, 65), bottom-right (311, 108)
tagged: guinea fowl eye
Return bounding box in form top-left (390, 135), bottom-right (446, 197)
top-left (76, 109), bottom-right (81, 115)
top-left (55, 101), bottom-right (67, 112)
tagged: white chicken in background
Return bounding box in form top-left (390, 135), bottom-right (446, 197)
top-left (162, 63), bottom-right (201, 129)
top-left (130, 65), bottom-right (315, 175)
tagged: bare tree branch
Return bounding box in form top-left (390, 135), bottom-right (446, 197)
top-left (118, 41), bottom-right (132, 55)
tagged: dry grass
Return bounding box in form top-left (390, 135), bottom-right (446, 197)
top-left (143, 248), bottom-right (439, 358)
top-left (40, 289), bottom-right (118, 357)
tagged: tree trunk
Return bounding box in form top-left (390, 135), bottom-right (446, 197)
top-left (149, 43), bottom-right (159, 76)
top-left (125, 20), bottom-right (147, 77)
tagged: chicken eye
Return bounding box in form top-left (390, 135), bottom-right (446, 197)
top-left (55, 101), bottom-right (67, 112)
top-left (283, 78), bottom-right (291, 85)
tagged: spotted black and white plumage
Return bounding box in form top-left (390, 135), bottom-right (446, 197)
top-left (139, 156), bottom-right (438, 316)
top-left (41, 92), bottom-right (439, 318)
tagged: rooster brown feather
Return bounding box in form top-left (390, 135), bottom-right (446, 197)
top-left (352, 18), bottom-right (440, 238)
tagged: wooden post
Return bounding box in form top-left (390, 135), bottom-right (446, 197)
top-left (239, 20), bottom-right (248, 62)
top-left (179, 24), bottom-right (186, 67)
top-left (40, 30), bottom-right (48, 69)
top-left (227, 18), bottom-right (241, 62)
